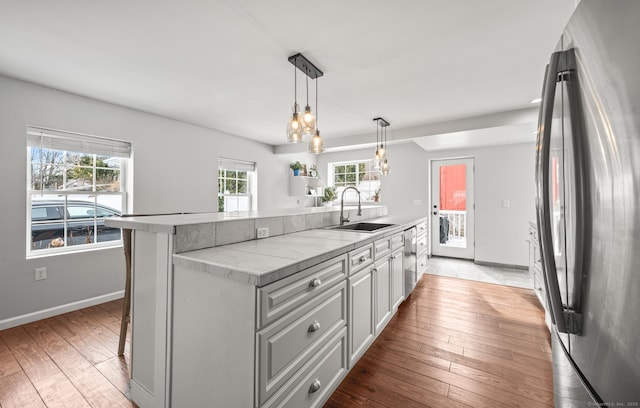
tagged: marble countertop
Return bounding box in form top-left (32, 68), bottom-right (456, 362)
top-left (173, 215), bottom-right (426, 287)
top-left (105, 205), bottom-right (384, 234)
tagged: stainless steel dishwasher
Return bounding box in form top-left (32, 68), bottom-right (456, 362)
top-left (403, 226), bottom-right (417, 297)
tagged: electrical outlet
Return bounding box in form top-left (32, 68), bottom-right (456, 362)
top-left (413, 199), bottom-right (423, 206)
top-left (256, 227), bottom-right (269, 239)
top-left (502, 199), bottom-right (510, 208)
top-left (35, 267), bottom-right (47, 281)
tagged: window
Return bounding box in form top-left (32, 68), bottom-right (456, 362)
top-left (218, 158), bottom-right (257, 212)
top-left (329, 160), bottom-right (381, 201)
top-left (27, 126), bottom-right (131, 257)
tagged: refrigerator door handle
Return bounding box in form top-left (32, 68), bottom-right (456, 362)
top-left (562, 48), bottom-right (587, 334)
top-left (536, 50), bottom-right (569, 334)
top-left (537, 49), bottom-right (585, 335)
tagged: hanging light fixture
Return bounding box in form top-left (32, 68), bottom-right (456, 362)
top-left (373, 117), bottom-right (390, 174)
top-left (381, 120), bottom-right (391, 175)
top-left (373, 119), bottom-right (382, 171)
top-left (286, 53), bottom-right (323, 144)
top-left (309, 76), bottom-right (325, 154)
top-left (286, 63), bottom-right (303, 143)
top-left (301, 75), bottom-right (316, 137)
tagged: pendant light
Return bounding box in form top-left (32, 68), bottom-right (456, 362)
top-left (373, 120), bottom-right (382, 170)
top-left (373, 117), bottom-right (390, 175)
top-left (286, 53), bottom-right (323, 144)
top-left (286, 63), bottom-right (303, 143)
top-left (309, 77), bottom-right (325, 154)
top-left (381, 120), bottom-right (391, 175)
top-left (301, 75), bottom-right (316, 137)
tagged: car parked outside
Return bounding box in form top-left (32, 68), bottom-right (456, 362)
top-left (31, 200), bottom-right (121, 250)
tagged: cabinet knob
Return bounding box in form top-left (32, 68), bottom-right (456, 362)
top-left (308, 321), bottom-right (321, 333)
top-left (309, 379), bottom-right (322, 394)
top-left (359, 255), bottom-right (367, 263)
top-left (309, 278), bottom-right (322, 288)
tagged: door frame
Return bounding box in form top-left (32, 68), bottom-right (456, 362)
top-left (429, 157), bottom-right (475, 260)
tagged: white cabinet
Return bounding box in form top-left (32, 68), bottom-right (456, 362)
top-left (347, 266), bottom-right (374, 367)
top-left (416, 221), bottom-right (428, 281)
top-left (289, 176), bottom-right (323, 197)
top-left (390, 247), bottom-right (404, 311)
top-left (171, 254), bottom-right (348, 408)
top-left (373, 258), bottom-right (392, 333)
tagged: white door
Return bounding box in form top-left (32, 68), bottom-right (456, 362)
top-left (430, 158), bottom-right (475, 259)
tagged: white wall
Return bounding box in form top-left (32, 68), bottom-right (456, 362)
top-left (317, 141), bottom-right (536, 267)
top-left (0, 75), bottom-right (311, 324)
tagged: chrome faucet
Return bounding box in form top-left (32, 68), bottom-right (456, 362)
top-left (340, 186), bottom-right (362, 225)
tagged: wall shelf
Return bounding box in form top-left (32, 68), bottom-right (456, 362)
top-left (289, 175), bottom-right (323, 197)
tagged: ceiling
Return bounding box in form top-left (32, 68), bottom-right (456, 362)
top-left (0, 1), bottom-right (576, 151)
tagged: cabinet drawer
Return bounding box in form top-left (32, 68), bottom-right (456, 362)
top-left (416, 221), bottom-right (427, 235)
top-left (374, 237), bottom-right (392, 260)
top-left (262, 328), bottom-right (347, 408)
top-left (390, 232), bottom-right (404, 250)
top-left (257, 255), bottom-right (347, 329)
top-left (417, 253), bottom-right (428, 279)
top-left (348, 243), bottom-right (373, 275)
top-left (257, 282), bottom-right (347, 405)
top-left (416, 233), bottom-right (428, 256)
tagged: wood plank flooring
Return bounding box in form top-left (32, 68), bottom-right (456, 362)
top-left (324, 274), bottom-right (553, 408)
top-left (0, 300), bottom-right (135, 408)
top-left (0, 273), bottom-right (552, 408)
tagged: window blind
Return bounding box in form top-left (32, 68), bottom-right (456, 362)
top-left (27, 126), bottom-right (132, 158)
top-left (218, 157), bottom-right (256, 172)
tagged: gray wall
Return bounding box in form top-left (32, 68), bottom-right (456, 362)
top-left (317, 141), bottom-right (536, 267)
top-left (0, 75), bottom-right (310, 324)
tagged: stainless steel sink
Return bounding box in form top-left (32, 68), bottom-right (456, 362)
top-left (328, 222), bottom-right (395, 232)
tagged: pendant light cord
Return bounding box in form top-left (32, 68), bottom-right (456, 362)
top-left (315, 77), bottom-right (319, 123)
top-left (306, 73), bottom-right (309, 106)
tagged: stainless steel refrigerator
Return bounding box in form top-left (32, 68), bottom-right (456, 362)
top-left (535, 0), bottom-right (640, 406)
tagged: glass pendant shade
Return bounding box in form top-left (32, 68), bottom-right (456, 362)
top-left (301, 105), bottom-right (316, 136)
top-left (373, 149), bottom-right (381, 171)
top-left (287, 104), bottom-right (303, 143)
top-left (309, 129), bottom-right (325, 154)
top-left (382, 157), bottom-right (390, 175)
top-left (378, 145), bottom-right (385, 158)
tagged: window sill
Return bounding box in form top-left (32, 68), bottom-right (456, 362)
top-left (26, 240), bottom-right (123, 260)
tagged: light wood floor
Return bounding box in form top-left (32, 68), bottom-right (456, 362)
top-left (325, 274), bottom-right (553, 408)
top-left (0, 274), bottom-right (552, 408)
top-left (0, 300), bottom-right (135, 408)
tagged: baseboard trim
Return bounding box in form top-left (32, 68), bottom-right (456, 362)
top-left (473, 260), bottom-right (527, 270)
top-left (130, 379), bottom-right (155, 408)
top-left (0, 290), bottom-right (124, 330)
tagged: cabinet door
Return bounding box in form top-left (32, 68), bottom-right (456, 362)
top-left (374, 259), bottom-right (392, 334)
top-left (391, 247), bottom-right (404, 311)
top-left (348, 268), bottom-right (374, 367)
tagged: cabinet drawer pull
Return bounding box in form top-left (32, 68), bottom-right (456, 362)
top-left (309, 379), bottom-right (322, 394)
top-left (309, 278), bottom-right (322, 288)
top-left (359, 255), bottom-right (367, 263)
top-left (308, 321), bottom-right (321, 333)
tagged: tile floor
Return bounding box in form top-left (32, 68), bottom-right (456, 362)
top-left (425, 256), bottom-right (533, 289)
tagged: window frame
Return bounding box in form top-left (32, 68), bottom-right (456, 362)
top-left (328, 159), bottom-right (381, 202)
top-left (217, 158), bottom-right (257, 212)
top-left (26, 127), bottom-right (130, 258)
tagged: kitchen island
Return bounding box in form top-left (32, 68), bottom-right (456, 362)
top-left (106, 206), bottom-right (427, 408)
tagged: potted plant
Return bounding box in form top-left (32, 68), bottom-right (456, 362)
top-left (321, 186), bottom-right (337, 205)
top-left (373, 188), bottom-right (381, 202)
top-left (289, 161), bottom-right (303, 176)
